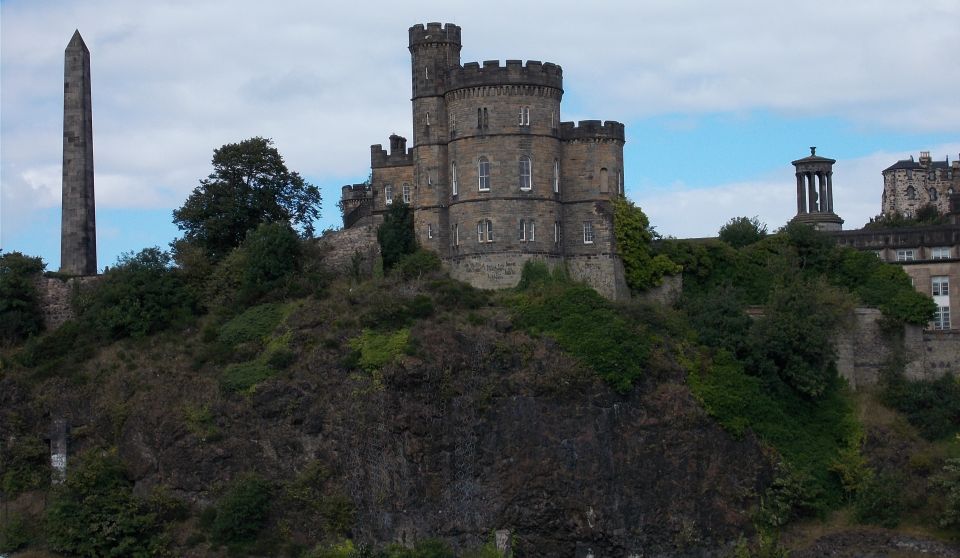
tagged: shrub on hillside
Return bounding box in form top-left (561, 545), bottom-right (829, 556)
top-left (881, 372), bottom-right (960, 440)
top-left (378, 202), bottom-right (417, 272)
top-left (210, 474), bottom-right (272, 548)
top-left (80, 247), bottom-right (197, 340)
top-left (718, 216), bottom-right (767, 248)
top-left (45, 450), bottom-right (163, 557)
top-left (0, 435), bottom-right (48, 496)
top-left (612, 197), bottom-right (680, 291)
top-left (394, 248), bottom-right (442, 279)
top-left (0, 251), bottom-right (46, 345)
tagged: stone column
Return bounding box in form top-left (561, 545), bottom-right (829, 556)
top-left (827, 171), bottom-right (834, 212)
top-left (807, 172), bottom-right (818, 212)
top-left (796, 173), bottom-right (806, 213)
top-left (61, 30), bottom-right (97, 275)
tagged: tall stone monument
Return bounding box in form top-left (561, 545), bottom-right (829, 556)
top-left (60, 30), bottom-right (97, 275)
top-left (791, 146), bottom-right (844, 232)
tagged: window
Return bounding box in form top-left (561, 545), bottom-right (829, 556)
top-left (478, 107), bottom-right (489, 128)
top-left (618, 170), bottom-right (623, 195)
top-left (929, 187), bottom-right (938, 201)
top-left (550, 110), bottom-right (556, 128)
top-left (425, 112), bottom-right (430, 127)
top-left (519, 156), bottom-right (532, 190)
top-left (933, 276), bottom-right (950, 296)
top-left (599, 168), bottom-right (609, 193)
top-left (425, 66), bottom-right (430, 80)
top-left (934, 306), bottom-right (951, 330)
top-left (451, 114), bottom-right (456, 131)
top-left (896, 249), bottom-right (915, 261)
top-left (477, 219), bottom-right (493, 243)
top-left (451, 162), bottom-right (458, 196)
top-left (519, 219), bottom-right (535, 242)
top-left (454, 224), bottom-right (460, 246)
top-left (553, 159), bottom-right (560, 193)
top-left (478, 157), bottom-right (490, 191)
top-left (427, 224), bottom-right (433, 239)
top-left (554, 221), bottom-right (560, 244)
top-left (932, 247), bottom-right (951, 259)
top-left (583, 222), bottom-right (594, 244)
top-left (402, 183), bottom-right (411, 204)
top-left (906, 186), bottom-right (917, 200)
top-left (427, 171), bottom-right (432, 187)
top-left (518, 106), bottom-right (530, 126)
top-left (384, 184), bottom-right (393, 205)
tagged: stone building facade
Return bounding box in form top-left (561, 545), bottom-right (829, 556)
top-left (882, 151), bottom-right (960, 217)
top-left (341, 23), bottom-right (628, 299)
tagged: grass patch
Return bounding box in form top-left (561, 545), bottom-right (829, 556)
top-left (219, 302), bottom-right (290, 346)
top-left (348, 329), bottom-right (410, 372)
top-left (508, 280), bottom-right (651, 393)
top-left (221, 361), bottom-right (274, 393)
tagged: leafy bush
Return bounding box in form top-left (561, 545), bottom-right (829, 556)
top-left (0, 512), bottom-right (31, 553)
top-left (359, 293), bottom-right (433, 330)
top-left (853, 473), bottom-right (903, 528)
top-left (881, 373), bottom-right (960, 440)
top-left (756, 463), bottom-right (826, 527)
top-left (718, 216), bottom-right (768, 248)
top-left (427, 278), bottom-right (488, 310)
top-left (0, 435), bottom-right (48, 496)
top-left (80, 247), bottom-right (197, 340)
top-left (933, 456), bottom-right (960, 528)
top-left (829, 248), bottom-right (934, 325)
top-left (210, 474), bottom-right (272, 547)
top-left (612, 197), bottom-right (680, 291)
top-left (45, 450), bottom-right (163, 557)
top-left (395, 249), bottom-right (442, 279)
top-left (348, 329), bottom-right (410, 372)
top-left (378, 202), bottom-right (417, 272)
top-left (510, 283), bottom-right (650, 392)
top-left (0, 251), bottom-right (46, 344)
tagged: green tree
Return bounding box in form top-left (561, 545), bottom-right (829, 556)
top-left (173, 137), bottom-right (321, 260)
top-left (612, 197), bottom-right (680, 291)
top-left (377, 202), bottom-right (417, 272)
top-left (718, 216), bottom-right (768, 248)
top-left (210, 474), bottom-right (272, 547)
top-left (0, 251), bottom-right (46, 344)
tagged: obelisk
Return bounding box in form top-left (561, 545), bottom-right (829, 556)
top-left (60, 30), bottom-right (97, 275)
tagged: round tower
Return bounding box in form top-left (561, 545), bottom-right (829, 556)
top-left (408, 23), bottom-right (461, 253)
top-left (791, 146), bottom-right (843, 231)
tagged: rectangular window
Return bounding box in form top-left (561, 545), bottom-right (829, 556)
top-left (402, 184), bottom-right (411, 204)
top-left (518, 106), bottom-right (530, 126)
top-left (384, 184), bottom-right (393, 205)
top-left (519, 156), bottom-right (532, 190)
top-left (934, 306), bottom-right (951, 330)
top-left (427, 224), bottom-right (433, 239)
top-left (478, 158), bottom-right (490, 191)
top-left (550, 110), bottom-right (556, 128)
top-left (896, 249), bottom-right (915, 261)
top-left (451, 162), bottom-right (458, 196)
top-left (933, 276), bottom-right (950, 296)
top-left (554, 221), bottom-right (560, 244)
top-left (618, 170), bottom-right (623, 195)
top-left (478, 220), bottom-right (493, 243)
top-left (478, 108), bottom-right (482, 128)
top-left (932, 246), bottom-right (952, 259)
top-left (455, 224), bottom-right (460, 246)
top-left (583, 222), bottom-right (594, 244)
top-left (425, 111), bottom-right (430, 126)
top-left (529, 221), bottom-right (535, 242)
top-left (553, 160), bottom-right (560, 193)
top-left (518, 220), bottom-right (534, 242)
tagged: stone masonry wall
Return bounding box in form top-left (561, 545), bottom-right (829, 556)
top-left (315, 225), bottom-right (381, 278)
top-left (35, 275), bottom-right (100, 330)
top-left (835, 307), bottom-right (958, 388)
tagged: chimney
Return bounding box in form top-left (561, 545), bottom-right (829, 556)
top-left (919, 151), bottom-right (931, 166)
top-left (389, 134), bottom-right (407, 157)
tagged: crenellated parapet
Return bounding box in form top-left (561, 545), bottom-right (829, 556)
top-left (560, 120), bottom-right (625, 142)
top-left (448, 60), bottom-right (563, 92)
top-left (370, 135), bottom-right (414, 168)
top-left (408, 22), bottom-right (462, 47)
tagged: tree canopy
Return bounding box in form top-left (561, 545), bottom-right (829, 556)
top-left (377, 202), bottom-right (417, 272)
top-left (173, 137), bottom-right (321, 261)
top-left (718, 216), bottom-right (768, 248)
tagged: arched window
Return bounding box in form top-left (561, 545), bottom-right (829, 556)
top-left (906, 186), bottom-right (917, 200)
top-left (451, 162), bottom-right (458, 196)
top-left (519, 156), bottom-right (532, 190)
top-left (929, 188), bottom-right (938, 201)
top-left (425, 111), bottom-right (430, 127)
top-left (599, 168), bottom-right (609, 193)
top-left (553, 159), bottom-right (560, 193)
top-left (478, 157), bottom-right (490, 191)
top-left (402, 183), bottom-right (411, 204)
top-left (384, 184), bottom-right (393, 205)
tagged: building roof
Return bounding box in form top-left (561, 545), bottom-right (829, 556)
top-left (791, 147), bottom-right (835, 166)
top-left (883, 159), bottom-right (952, 173)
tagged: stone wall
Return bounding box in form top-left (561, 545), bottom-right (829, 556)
top-left (315, 225), bottom-right (381, 278)
top-left (35, 275), bottom-right (100, 330)
top-left (835, 307), bottom-right (958, 388)
top-left (633, 274), bottom-right (682, 307)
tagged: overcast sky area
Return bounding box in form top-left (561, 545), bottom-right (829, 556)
top-left (2, 0), bottom-right (959, 270)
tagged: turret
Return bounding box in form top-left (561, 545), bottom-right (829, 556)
top-left (408, 23), bottom-right (461, 100)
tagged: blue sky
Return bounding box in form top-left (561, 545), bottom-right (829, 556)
top-left (2, 0), bottom-right (958, 270)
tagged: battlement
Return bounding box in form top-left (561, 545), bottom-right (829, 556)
top-left (560, 120), bottom-right (625, 142)
top-left (341, 183), bottom-right (372, 200)
top-left (409, 22), bottom-right (462, 47)
top-left (370, 135), bottom-right (414, 168)
top-left (448, 59), bottom-right (563, 91)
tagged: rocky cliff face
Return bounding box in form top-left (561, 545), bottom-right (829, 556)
top-left (2, 290), bottom-right (771, 556)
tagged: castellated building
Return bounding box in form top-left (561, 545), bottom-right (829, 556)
top-left (340, 23), bottom-right (629, 299)
top-left (882, 151), bottom-right (960, 217)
